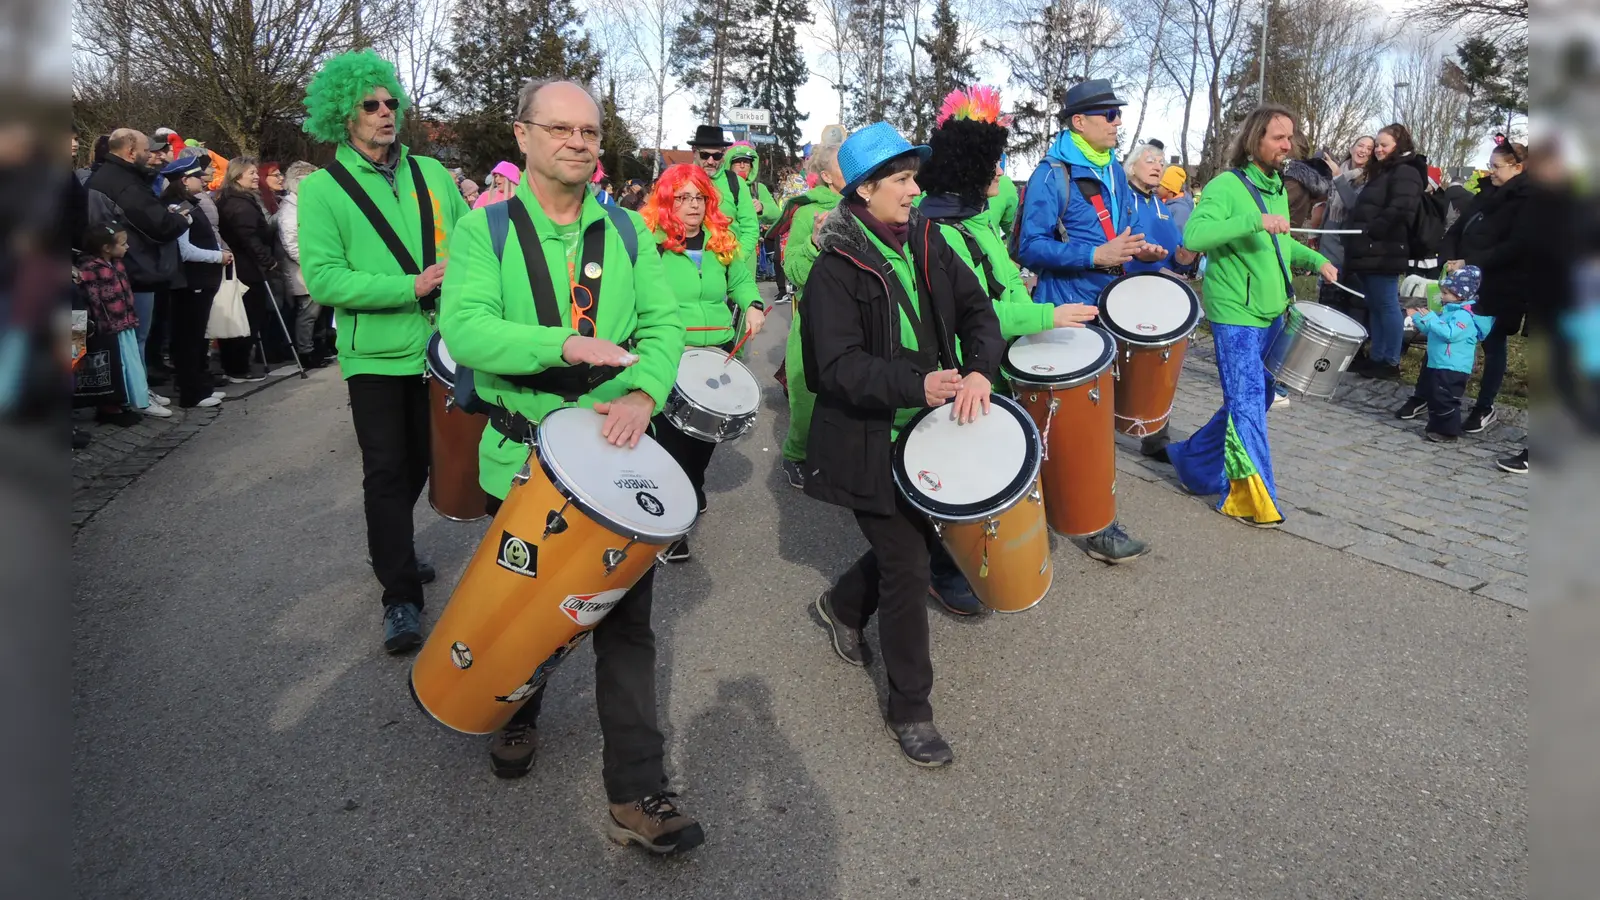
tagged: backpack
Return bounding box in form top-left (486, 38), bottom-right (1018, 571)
top-left (768, 194), bottom-right (819, 259)
top-left (1409, 188), bottom-right (1449, 261)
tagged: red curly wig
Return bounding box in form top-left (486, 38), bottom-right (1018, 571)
top-left (641, 164), bottom-right (741, 267)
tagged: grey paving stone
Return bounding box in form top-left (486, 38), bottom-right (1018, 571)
top-left (1473, 538), bottom-right (1524, 559)
top-left (1474, 577), bottom-right (1529, 610)
top-left (1346, 543), bottom-right (1485, 590)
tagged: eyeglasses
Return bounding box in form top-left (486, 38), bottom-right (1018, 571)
top-left (673, 193), bottom-right (707, 205)
top-left (520, 121), bottom-right (603, 145)
top-left (361, 98), bottom-right (401, 113)
top-left (1083, 108), bottom-right (1122, 123)
top-left (697, 151), bottom-right (725, 161)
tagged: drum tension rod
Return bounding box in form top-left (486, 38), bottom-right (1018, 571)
top-left (544, 500), bottom-right (571, 539)
top-left (604, 541), bottom-right (638, 576)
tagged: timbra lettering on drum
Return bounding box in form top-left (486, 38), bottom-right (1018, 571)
top-left (614, 477), bottom-right (660, 490)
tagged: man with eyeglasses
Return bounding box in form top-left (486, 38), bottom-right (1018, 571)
top-left (1015, 77), bottom-right (1158, 565)
top-left (687, 124), bottom-right (760, 281)
top-left (297, 50), bottom-right (471, 653)
top-left (439, 79), bottom-right (702, 856)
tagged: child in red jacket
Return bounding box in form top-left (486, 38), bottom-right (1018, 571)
top-left (80, 225), bottom-right (168, 422)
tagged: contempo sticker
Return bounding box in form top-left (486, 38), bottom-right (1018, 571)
top-left (559, 589), bottom-right (627, 627)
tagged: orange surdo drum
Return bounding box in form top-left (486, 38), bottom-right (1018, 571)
top-left (893, 395), bottom-right (1051, 613)
top-left (426, 332), bottom-right (489, 521)
top-left (411, 407), bottom-right (697, 735)
top-left (1004, 326), bottom-right (1118, 538)
top-left (1096, 273), bottom-right (1202, 437)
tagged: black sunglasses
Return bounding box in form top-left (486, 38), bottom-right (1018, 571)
top-left (697, 150), bottom-right (725, 161)
top-left (1084, 108), bottom-right (1122, 123)
top-left (361, 98), bottom-right (401, 114)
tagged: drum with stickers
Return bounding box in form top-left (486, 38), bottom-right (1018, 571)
top-left (410, 407), bottom-right (697, 734)
top-left (663, 347), bottom-right (761, 442)
top-left (1004, 326), bottom-right (1118, 538)
top-left (425, 332), bottom-right (489, 521)
top-left (1097, 272), bottom-right (1202, 437)
top-left (893, 394), bottom-right (1051, 613)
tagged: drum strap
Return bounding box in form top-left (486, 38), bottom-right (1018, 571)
top-left (1230, 169), bottom-right (1295, 301)
top-left (951, 223), bottom-right (1006, 305)
top-left (326, 157), bottom-right (438, 308)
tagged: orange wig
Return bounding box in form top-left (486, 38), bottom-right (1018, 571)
top-left (641, 164), bottom-right (740, 267)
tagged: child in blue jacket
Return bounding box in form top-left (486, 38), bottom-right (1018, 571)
top-left (1408, 265), bottom-right (1494, 441)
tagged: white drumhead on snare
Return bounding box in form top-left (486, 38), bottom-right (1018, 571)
top-left (899, 405), bottom-right (1027, 508)
top-left (676, 348), bottom-right (761, 415)
top-left (538, 407), bottom-right (698, 541)
top-left (1007, 326), bottom-right (1114, 379)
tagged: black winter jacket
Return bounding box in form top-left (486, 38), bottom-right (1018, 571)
top-left (1343, 153), bottom-right (1428, 275)
top-left (799, 205), bottom-right (1005, 515)
top-left (1440, 175), bottom-right (1536, 321)
top-left (84, 154), bottom-right (190, 290)
top-left (216, 190), bottom-right (278, 285)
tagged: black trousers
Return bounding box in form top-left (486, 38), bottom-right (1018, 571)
top-left (218, 280), bottom-right (269, 376)
top-left (145, 286), bottom-right (171, 369)
top-left (347, 374), bottom-right (431, 607)
top-left (487, 493), bottom-right (669, 804)
top-left (1421, 366), bottom-right (1469, 435)
top-left (831, 493), bottom-right (940, 724)
top-left (650, 412), bottom-right (715, 510)
top-left (169, 286), bottom-right (217, 406)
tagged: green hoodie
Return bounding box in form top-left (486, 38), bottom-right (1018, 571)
top-left (712, 149), bottom-right (763, 274)
top-left (778, 184), bottom-right (843, 462)
top-left (723, 144), bottom-right (780, 228)
top-left (931, 214), bottom-right (1054, 341)
top-left (438, 181), bottom-right (684, 498)
top-left (654, 228), bottom-right (763, 347)
top-left (780, 185), bottom-right (844, 290)
top-left (1184, 163), bottom-right (1329, 327)
top-left (982, 174), bottom-right (1019, 243)
top-left (298, 143), bottom-right (471, 378)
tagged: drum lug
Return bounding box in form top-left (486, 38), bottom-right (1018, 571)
top-left (1028, 486), bottom-right (1042, 504)
top-left (1088, 386), bottom-right (1100, 405)
top-left (543, 501), bottom-right (571, 539)
top-left (443, 392), bottom-right (457, 412)
top-left (1161, 346), bottom-right (1172, 362)
top-left (512, 463), bottom-right (531, 486)
top-left (1112, 361), bottom-right (1121, 382)
top-left (604, 540), bottom-right (639, 576)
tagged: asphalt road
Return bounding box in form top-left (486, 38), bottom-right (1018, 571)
top-left (73, 302), bottom-right (1526, 899)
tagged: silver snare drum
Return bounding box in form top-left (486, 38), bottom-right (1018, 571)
top-left (1265, 302), bottom-right (1370, 399)
top-left (663, 347), bottom-right (761, 442)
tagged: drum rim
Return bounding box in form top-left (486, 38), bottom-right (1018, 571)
top-left (535, 409), bottom-right (697, 543)
top-left (425, 331), bottom-right (456, 388)
top-left (1002, 325), bottom-right (1117, 390)
top-left (1096, 271), bottom-right (1202, 347)
top-left (1289, 301), bottom-right (1368, 341)
top-left (892, 394), bottom-right (1043, 524)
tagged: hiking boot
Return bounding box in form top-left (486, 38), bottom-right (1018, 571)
top-left (1081, 522), bottom-right (1150, 564)
top-left (382, 602), bottom-right (423, 654)
top-left (928, 563), bottom-right (984, 616)
top-left (884, 721), bottom-right (954, 768)
top-left (1463, 406), bottom-right (1497, 434)
top-left (662, 538), bottom-right (691, 563)
top-left (814, 590), bottom-right (866, 666)
top-left (1424, 429), bottom-right (1458, 443)
top-left (488, 722), bottom-right (537, 779)
top-left (1496, 449), bottom-right (1528, 474)
top-left (781, 458), bottom-right (806, 489)
top-left (608, 792), bottom-right (705, 855)
top-left (1394, 397), bottom-right (1427, 420)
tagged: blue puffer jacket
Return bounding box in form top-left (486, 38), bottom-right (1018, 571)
top-left (1016, 131), bottom-right (1138, 307)
top-left (1411, 302), bottom-right (1494, 374)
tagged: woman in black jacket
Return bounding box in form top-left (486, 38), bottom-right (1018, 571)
top-left (1344, 123), bottom-right (1427, 377)
top-left (1438, 141), bottom-right (1533, 432)
top-left (215, 157), bottom-right (282, 380)
top-left (801, 122), bottom-right (1004, 768)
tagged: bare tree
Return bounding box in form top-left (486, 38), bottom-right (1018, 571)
top-left (1258, 0), bottom-right (1393, 153)
top-left (376, 0), bottom-right (451, 114)
top-left (1188, 0), bottom-right (1250, 178)
top-left (1391, 35), bottom-right (1477, 170)
top-left (1119, 0), bottom-right (1177, 149)
top-left (591, 0), bottom-right (692, 172)
top-left (991, 0), bottom-right (1120, 160)
top-left (808, 0), bottom-right (856, 124)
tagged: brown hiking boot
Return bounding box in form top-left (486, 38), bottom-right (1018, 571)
top-left (607, 791), bottom-right (705, 855)
top-left (488, 722), bottom-right (537, 779)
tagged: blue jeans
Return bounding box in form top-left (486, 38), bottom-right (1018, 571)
top-left (1362, 274), bottom-right (1402, 365)
top-left (132, 291), bottom-right (155, 363)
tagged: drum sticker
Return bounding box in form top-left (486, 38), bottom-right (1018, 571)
top-left (450, 641), bottom-right (473, 669)
top-left (496, 531), bottom-right (538, 578)
top-left (636, 491), bottom-right (665, 517)
top-left (916, 470), bottom-right (943, 493)
top-left (560, 589), bottom-right (627, 627)
top-left (1314, 358), bottom-right (1331, 372)
top-left (1137, 322), bottom-right (1159, 333)
top-left (1030, 363), bottom-right (1056, 373)
top-left (495, 633), bottom-right (592, 703)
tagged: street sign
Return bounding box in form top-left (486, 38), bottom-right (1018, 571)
top-left (727, 107), bottom-right (772, 127)
top-left (748, 132), bottom-right (778, 145)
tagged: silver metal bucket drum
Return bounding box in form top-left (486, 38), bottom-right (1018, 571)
top-left (1265, 302), bottom-right (1369, 399)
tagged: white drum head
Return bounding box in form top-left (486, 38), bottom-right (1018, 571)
top-left (900, 405), bottom-right (1027, 510)
top-left (537, 407), bottom-right (698, 542)
top-left (676, 348), bottom-right (761, 415)
top-left (1295, 302), bottom-right (1366, 338)
top-left (427, 332), bottom-right (458, 385)
top-left (1101, 274), bottom-right (1199, 344)
top-left (1006, 327), bottom-right (1114, 382)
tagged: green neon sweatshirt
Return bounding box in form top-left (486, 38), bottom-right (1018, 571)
top-left (297, 143), bottom-right (470, 378)
top-left (654, 229), bottom-right (763, 347)
top-left (781, 186), bottom-right (844, 293)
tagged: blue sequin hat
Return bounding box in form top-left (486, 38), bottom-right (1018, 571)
top-left (839, 122), bottom-right (931, 197)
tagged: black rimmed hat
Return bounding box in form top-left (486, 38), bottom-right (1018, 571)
top-left (687, 124), bottom-right (731, 148)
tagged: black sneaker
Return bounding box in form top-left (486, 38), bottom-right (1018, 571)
top-left (884, 721), bottom-right (954, 768)
top-left (382, 602), bottom-right (423, 654)
top-left (94, 408), bottom-right (142, 427)
top-left (1394, 397), bottom-right (1427, 420)
top-left (1140, 432), bottom-right (1171, 461)
top-left (662, 538), bottom-right (691, 563)
top-left (417, 561), bottom-right (436, 585)
top-left (1424, 430), bottom-right (1458, 443)
top-left (781, 458), bottom-right (806, 489)
top-left (1496, 449), bottom-right (1528, 474)
top-left (1463, 407), bottom-right (1497, 434)
top-left (814, 590), bottom-right (866, 666)
top-left (488, 722), bottom-right (537, 778)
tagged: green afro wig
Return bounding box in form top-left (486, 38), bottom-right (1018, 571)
top-left (302, 50), bottom-right (411, 144)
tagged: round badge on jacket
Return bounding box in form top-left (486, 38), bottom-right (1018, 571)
top-left (583, 262), bottom-right (602, 279)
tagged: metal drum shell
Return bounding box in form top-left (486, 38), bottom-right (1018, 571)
top-left (1265, 302), bottom-right (1369, 399)
top-left (663, 350), bottom-right (760, 443)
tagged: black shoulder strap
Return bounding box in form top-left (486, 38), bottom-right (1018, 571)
top-left (725, 173), bottom-right (742, 207)
top-left (325, 161), bottom-right (421, 276)
top-left (409, 157), bottom-right (436, 272)
top-left (1230, 168), bottom-right (1295, 300)
top-left (505, 197), bottom-right (567, 329)
top-left (951, 223), bottom-right (1006, 305)
top-left (601, 204), bottom-right (638, 263)
top-left (913, 218), bottom-right (957, 369)
top-left (573, 219), bottom-right (608, 337)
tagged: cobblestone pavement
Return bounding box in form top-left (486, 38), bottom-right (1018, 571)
top-left (71, 363), bottom-right (314, 531)
top-left (1118, 337), bottom-right (1529, 610)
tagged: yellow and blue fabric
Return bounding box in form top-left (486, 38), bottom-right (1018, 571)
top-left (1166, 318), bottom-right (1286, 525)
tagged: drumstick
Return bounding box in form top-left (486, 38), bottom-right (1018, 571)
top-left (724, 329), bottom-right (755, 364)
top-left (686, 326), bottom-right (726, 331)
top-left (1326, 280), bottom-right (1366, 299)
top-left (1290, 228), bottom-right (1362, 235)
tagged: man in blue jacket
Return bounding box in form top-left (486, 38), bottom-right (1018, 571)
top-left (1015, 79), bottom-right (1158, 564)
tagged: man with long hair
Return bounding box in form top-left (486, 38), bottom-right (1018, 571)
top-left (1154, 104), bottom-right (1338, 528)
